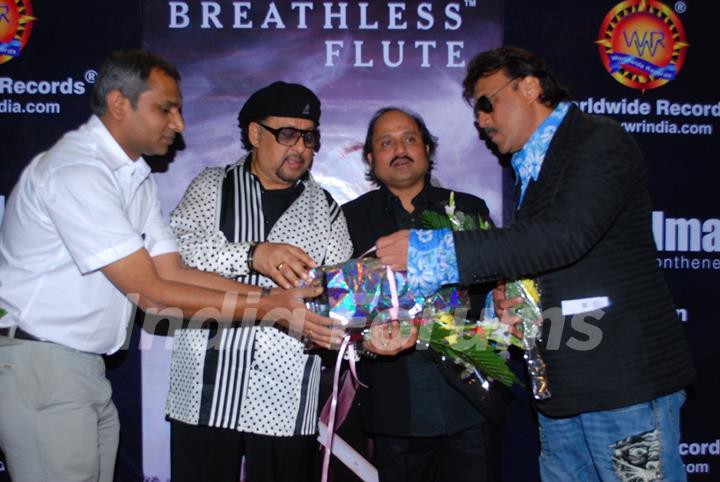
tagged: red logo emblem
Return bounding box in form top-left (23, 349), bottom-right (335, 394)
top-left (0, 0), bottom-right (36, 65)
top-left (596, 0), bottom-right (689, 91)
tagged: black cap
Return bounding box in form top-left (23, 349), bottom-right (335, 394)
top-left (237, 81), bottom-right (321, 129)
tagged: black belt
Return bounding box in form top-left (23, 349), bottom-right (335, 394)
top-left (0, 327), bottom-right (44, 342)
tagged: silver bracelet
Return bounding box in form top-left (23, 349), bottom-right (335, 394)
top-left (246, 242), bottom-right (258, 272)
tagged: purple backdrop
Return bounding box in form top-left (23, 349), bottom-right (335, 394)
top-left (141, 2), bottom-right (503, 480)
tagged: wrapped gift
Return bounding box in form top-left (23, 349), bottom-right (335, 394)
top-left (303, 257), bottom-right (423, 339)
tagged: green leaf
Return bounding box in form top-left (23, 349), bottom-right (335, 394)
top-left (477, 215), bottom-right (490, 231)
top-left (461, 344), bottom-right (519, 387)
top-left (431, 341), bottom-right (519, 387)
top-left (421, 324), bottom-right (520, 387)
top-left (420, 210), bottom-right (453, 230)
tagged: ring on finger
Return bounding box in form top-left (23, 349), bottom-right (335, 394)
top-left (276, 262), bottom-right (285, 271)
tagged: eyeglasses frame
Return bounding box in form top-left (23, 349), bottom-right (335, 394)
top-left (256, 122), bottom-right (320, 151)
top-left (473, 77), bottom-right (520, 117)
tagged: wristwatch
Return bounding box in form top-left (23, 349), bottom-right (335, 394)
top-left (246, 242), bottom-right (258, 272)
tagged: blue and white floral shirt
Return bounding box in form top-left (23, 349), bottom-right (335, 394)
top-left (408, 102), bottom-right (570, 296)
top-left (511, 102), bottom-right (570, 207)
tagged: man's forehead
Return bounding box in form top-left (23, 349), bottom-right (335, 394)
top-left (374, 111), bottom-right (420, 134)
top-left (145, 69), bottom-right (182, 100)
top-left (473, 70), bottom-right (510, 97)
top-left (263, 115), bottom-right (315, 128)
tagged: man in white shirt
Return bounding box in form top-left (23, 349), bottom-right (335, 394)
top-left (0, 50), bottom-right (334, 482)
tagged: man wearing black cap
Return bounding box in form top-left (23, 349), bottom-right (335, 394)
top-left (165, 81), bottom-right (353, 482)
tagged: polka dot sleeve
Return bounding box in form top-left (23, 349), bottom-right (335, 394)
top-left (325, 207), bottom-right (353, 265)
top-left (170, 167), bottom-right (253, 278)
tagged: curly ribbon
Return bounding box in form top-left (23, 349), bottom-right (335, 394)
top-left (359, 245), bottom-right (400, 321)
top-left (320, 333), bottom-right (352, 482)
top-left (385, 265), bottom-right (400, 321)
top-left (320, 249), bottom-right (400, 482)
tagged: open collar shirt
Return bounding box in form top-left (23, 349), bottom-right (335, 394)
top-left (408, 102), bottom-right (570, 296)
top-left (0, 115), bottom-right (177, 354)
top-left (166, 155), bottom-right (353, 436)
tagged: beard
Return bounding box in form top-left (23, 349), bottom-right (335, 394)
top-left (275, 155), bottom-right (309, 184)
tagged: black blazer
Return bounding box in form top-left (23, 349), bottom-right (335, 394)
top-left (454, 105), bottom-right (695, 417)
top-left (343, 183), bottom-right (504, 435)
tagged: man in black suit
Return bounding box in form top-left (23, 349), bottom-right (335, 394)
top-left (343, 107), bottom-right (502, 482)
top-left (375, 47), bottom-right (695, 481)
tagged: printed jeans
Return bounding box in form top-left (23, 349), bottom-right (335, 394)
top-left (538, 390), bottom-right (686, 482)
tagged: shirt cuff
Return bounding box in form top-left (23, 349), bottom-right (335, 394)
top-left (147, 238), bottom-right (178, 258)
top-left (78, 237), bottom-right (144, 273)
top-left (483, 291), bottom-right (496, 320)
top-left (407, 228), bottom-right (459, 297)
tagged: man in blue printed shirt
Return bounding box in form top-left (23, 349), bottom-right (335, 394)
top-left (375, 46), bottom-right (695, 482)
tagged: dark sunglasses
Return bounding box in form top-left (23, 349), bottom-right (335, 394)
top-left (473, 77), bottom-right (519, 116)
top-left (257, 123), bottom-right (320, 150)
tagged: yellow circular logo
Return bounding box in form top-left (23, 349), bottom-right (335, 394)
top-left (0, 0), bottom-right (36, 65)
top-left (596, 0), bottom-right (689, 91)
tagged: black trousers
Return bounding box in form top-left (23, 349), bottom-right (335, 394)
top-left (170, 420), bottom-right (317, 482)
top-left (373, 421), bottom-right (501, 482)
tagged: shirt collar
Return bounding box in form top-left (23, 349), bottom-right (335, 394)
top-left (85, 115), bottom-right (151, 179)
top-left (380, 176), bottom-right (430, 210)
top-left (510, 101), bottom-right (570, 207)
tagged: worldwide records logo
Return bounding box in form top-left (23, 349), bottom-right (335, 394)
top-left (596, 0), bottom-right (689, 91)
top-left (0, 0), bottom-right (36, 65)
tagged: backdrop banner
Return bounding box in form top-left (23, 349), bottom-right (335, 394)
top-left (0, 1), bottom-right (716, 481)
top-left (142, 2), bottom-right (503, 480)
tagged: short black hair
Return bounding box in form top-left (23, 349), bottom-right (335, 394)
top-left (362, 107), bottom-right (437, 186)
top-left (462, 46), bottom-right (570, 108)
top-left (91, 50), bottom-right (180, 116)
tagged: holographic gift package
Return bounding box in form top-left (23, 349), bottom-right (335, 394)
top-left (303, 257), bottom-right (467, 339)
top-left (304, 257), bottom-right (421, 335)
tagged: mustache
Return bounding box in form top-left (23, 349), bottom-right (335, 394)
top-left (473, 121), bottom-right (496, 141)
top-left (390, 155), bottom-right (414, 166)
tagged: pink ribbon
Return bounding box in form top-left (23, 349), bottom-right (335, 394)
top-left (320, 253), bottom-right (401, 482)
top-left (320, 334), bottom-right (353, 482)
top-left (385, 265), bottom-right (400, 321)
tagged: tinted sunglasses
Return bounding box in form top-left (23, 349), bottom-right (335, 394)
top-left (257, 123), bottom-right (320, 150)
top-left (473, 77), bottom-right (519, 116)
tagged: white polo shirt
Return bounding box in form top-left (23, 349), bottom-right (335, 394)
top-left (0, 115), bottom-right (177, 354)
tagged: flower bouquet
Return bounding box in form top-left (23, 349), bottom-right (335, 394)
top-left (302, 255), bottom-right (519, 388)
top-left (505, 278), bottom-right (551, 400)
top-left (421, 192), bottom-right (551, 400)
top-left (416, 289), bottom-right (520, 388)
